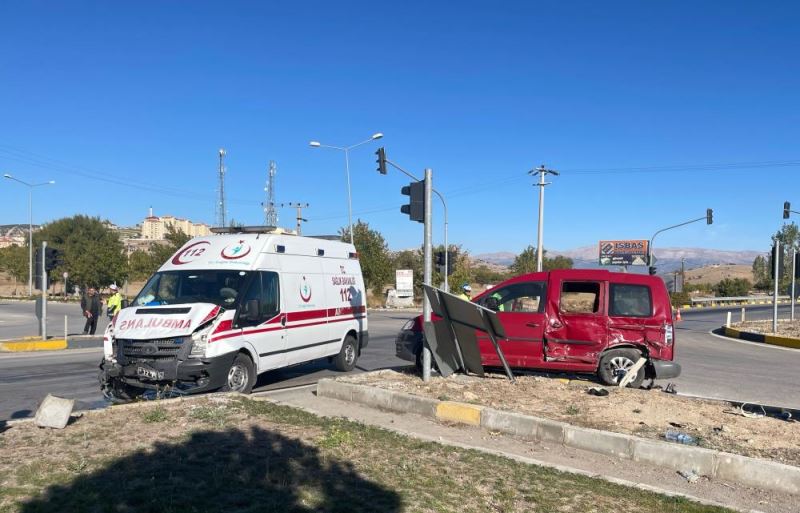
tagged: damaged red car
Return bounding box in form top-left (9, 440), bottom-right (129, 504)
top-left (395, 269), bottom-right (680, 387)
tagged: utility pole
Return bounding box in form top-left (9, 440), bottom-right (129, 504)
top-left (791, 249), bottom-right (796, 322)
top-left (528, 165), bottom-right (559, 272)
top-left (282, 202), bottom-right (309, 235)
top-left (680, 257), bottom-right (686, 292)
top-left (216, 149), bottom-right (227, 227)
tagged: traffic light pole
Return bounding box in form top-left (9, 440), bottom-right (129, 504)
top-left (791, 249), bottom-right (796, 322)
top-left (41, 241), bottom-right (48, 341)
top-left (773, 239), bottom-right (780, 334)
top-left (422, 168), bottom-right (433, 381)
top-left (648, 211), bottom-right (713, 269)
top-left (384, 156), bottom-right (450, 292)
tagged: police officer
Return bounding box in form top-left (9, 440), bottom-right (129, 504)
top-left (107, 284), bottom-right (123, 320)
top-left (457, 283), bottom-right (472, 301)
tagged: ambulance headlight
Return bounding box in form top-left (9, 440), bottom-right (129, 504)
top-left (190, 325), bottom-right (213, 357)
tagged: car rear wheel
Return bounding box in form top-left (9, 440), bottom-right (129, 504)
top-left (334, 334), bottom-right (358, 372)
top-left (221, 353), bottom-right (256, 393)
top-left (598, 348), bottom-right (645, 388)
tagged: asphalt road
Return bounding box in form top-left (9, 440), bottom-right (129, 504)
top-left (1, 304), bottom-right (798, 422)
top-left (0, 299), bottom-right (110, 339)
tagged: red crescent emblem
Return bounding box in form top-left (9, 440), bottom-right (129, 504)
top-left (171, 241), bottom-right (211, 265)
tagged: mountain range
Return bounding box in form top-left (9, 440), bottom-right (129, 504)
top-left (473, 246), bottom-right (766, 274)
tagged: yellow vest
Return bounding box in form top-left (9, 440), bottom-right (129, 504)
top-left (107, 292), bottom-right (123, 314)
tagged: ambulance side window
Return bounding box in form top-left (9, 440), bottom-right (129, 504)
top-left (239, 272), bottom-right (280, 326)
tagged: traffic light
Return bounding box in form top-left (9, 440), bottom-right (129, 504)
top-left (784, 201), bottom-right (791, 219)
top-left (770, 245), bottom-right (785, 279)
top-left (447, 250), bottom-right (456, 275)
top-left (400, 181), bottom-right (424, 222)
top-left (44, 247), bottom-right (64, 271)
top-left (34, 248), bottom-right (43, 282)
top-left (706, 208), bottom-right (713, 225)
top-left (375, 147), bottom-right (387, 175)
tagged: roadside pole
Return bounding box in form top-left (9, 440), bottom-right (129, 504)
top-left (422, 168), bottom-right (433, 382)
top-left (41, 241), bottom-right (48, 341)
top-left (790, 249), bottom-right (797, 321)
top-left (773, 239), bottom-right (779, 333)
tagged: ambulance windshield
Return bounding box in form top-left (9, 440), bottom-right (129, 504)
top-left (134, 270), bottom-right (250, 308)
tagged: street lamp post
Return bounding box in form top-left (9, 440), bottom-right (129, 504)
top-left (3, 174), bottom-right (55, 296)
top-left (528, 165), bottom-right (559, 272)
top-left (309, 133), bottom-right (383, 244)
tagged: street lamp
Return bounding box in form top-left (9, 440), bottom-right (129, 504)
top-left (308, 132), bottom-right (384, 243)
top-left (3, 174), bottom-right (55, 296)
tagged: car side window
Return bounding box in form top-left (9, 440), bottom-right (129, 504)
top-left (239, 272), bottom-right (280, 326)
top-left (560, 281), bottom-right (601, 314)
top-left (609, 283), bottom-right (652, 317)
top-left (479, 282), bottom-right (546, 313)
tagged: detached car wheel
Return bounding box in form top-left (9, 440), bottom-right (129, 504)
top-left (221, 353), bottom-right (256, 393)
top-left (334, 334), bottom-right (358, 372)
top-left (598, 348), bottom-right (645, 388)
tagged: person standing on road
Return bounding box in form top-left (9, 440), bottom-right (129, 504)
top-left (81, 287), bottom-right (101, 335)
top-left (106, 284), bottom-right (122, 320)
top-left (457, 283), bottom-right (472, 301)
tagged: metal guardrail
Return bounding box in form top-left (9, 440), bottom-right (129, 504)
top-left (690, 295), bottom-right (792, 305)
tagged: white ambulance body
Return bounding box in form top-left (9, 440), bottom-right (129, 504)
top-left (99, 229), bottom-right (368, 397)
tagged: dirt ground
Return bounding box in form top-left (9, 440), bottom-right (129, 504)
top-left (733, 320), bottom-right (800, 338)
top-left (340, 370), bottom-right (800, 467)
top-left (0, 396), bottom-right (734, 513)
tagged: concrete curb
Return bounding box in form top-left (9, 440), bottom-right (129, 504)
top-left (0, 336), bottom-right (103, 352)
top-left (317, 378), bottom-right (800, 495)
top-left (0, 339), bottom-right (67, 352)
top-left (723, 326), bottom-right (800, 350)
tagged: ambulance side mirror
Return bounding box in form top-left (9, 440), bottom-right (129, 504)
top-left (242, 299), bottom-right (261, 322)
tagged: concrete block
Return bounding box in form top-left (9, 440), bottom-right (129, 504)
top-left (436, 401), bottom-right (483, 426)
top-left (715, 452), bottom-right (800, 495)
top-left (481, 408), bottom-right (537, 438)
top-left (390, 392), bottom-right (438, 418)
top-left (632, 439), bottom-right (716, 475)
top-left (350, 384), bottom-right (393, 410)
top-left (316, 379), bottom-right (353, 403)
top-left (34, 394), bottom-right (74, 429)
top-left (564, 425), bottom-right (633, 460)
top-left (534, 417), bottom-right (567, 444)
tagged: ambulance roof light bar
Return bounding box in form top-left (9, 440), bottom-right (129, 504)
top-left (210, 226), bottom-right (298, 235)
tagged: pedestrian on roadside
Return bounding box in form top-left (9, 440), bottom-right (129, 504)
top-left (81, 287), bottom-right (101, 335)
top-left (106, 284), bottom-right (122, 320)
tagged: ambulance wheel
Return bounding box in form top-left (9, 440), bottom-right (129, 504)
top-left (598, 348), bottom-right (645, 388)
top-left (221, 353), bottom-right (256, 393)
top-left (334, 335), bottom-right (358, 372)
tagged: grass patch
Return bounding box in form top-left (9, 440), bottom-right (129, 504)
top-left (0, 397), bottom-right (736, 513)
top-left (142, 405), bottom-right (169, 423)
top-left (565, 404), bottom-right (580, 415)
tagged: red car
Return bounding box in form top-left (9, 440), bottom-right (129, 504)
top-left (395, 269), bottom-right (680, 387)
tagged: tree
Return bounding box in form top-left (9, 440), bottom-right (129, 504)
top-left (751, 254), bottom-right (771, 291)
top-left (770, 222), bottom-right (799, 293)
top-left (127, 249), bottom-right (157, 281)
top-left (340, 220), bottom-right (392, 296)
top-left (126, 226), bottom-right (193, 282)
top-left (714, 278), bottom-right (751, 297)
top-left (510, 246), bottom-right (573, 275)
top-left (33, 215), bottom-right (126, 289)
top-left (0, 244), bottom-right (28, 292)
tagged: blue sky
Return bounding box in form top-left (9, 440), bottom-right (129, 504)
top-left (0, 1), bottom-right (797, 256)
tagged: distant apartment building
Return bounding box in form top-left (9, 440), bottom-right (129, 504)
top-left (0, 224), bottom-right (38, 248)
top-left (140, 209), bottom-right (210, 240)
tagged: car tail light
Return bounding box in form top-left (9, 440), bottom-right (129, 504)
top-left (664, 323), bottom-right (674, 345)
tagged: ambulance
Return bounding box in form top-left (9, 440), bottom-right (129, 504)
top-left (99, 227), bottom-right (368, 399)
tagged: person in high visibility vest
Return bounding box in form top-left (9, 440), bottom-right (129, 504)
top-left (107, 284), bottom-right (123, 320)
top-left (457, 283), bottom-right (472, 301)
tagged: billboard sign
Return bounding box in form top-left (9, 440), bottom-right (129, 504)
top-left (598, 240), bottom-right (649, 266)
top-left (396, 269), bottom-right (414, 298)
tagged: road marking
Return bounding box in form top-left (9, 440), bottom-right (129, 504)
top-left (707, 329), bottom-right (800, 353)
top-left (0, 347), bottom-right (102, 359)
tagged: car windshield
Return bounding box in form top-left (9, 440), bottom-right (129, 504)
top-left (134, 270), bottom-right (250, 308)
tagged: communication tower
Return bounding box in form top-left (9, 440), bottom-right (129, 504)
top-left (262, 160), bottom-right (278, 227)
top-left (216, 148), bottom-right (227, 227)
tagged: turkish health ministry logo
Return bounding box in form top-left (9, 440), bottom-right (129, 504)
top-left (299, 276), bottom-right (312, 303)
top-left (221, 240), bottom-right (252, 260)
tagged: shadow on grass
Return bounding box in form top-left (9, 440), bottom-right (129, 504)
top-left (21, 425), bottom-right (402, 513)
